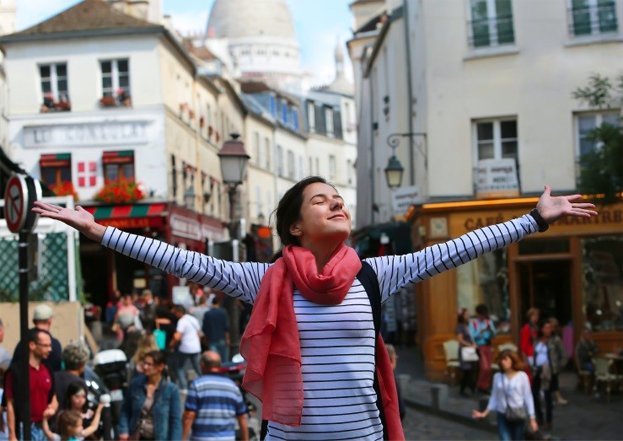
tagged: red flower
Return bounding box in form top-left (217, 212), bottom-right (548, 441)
top-left (94, 178), bottom-right (145, 204)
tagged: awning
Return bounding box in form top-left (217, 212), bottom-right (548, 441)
top-left (84, 203), bottom-right (166, 229)
top-left (102, 150), bottom-right (134, 164)
top-left (40, 153), bottom-right (71, 167)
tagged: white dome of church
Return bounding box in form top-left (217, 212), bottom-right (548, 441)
top-left (207, 0), bottom-right (296, 40)
top-left (205, 0), bottom-right (302, 91)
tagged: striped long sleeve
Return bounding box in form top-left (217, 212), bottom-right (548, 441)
top-left (365, 214), bottom-right (539, 303)
top-left (101, 227), bottom-right (271, 304)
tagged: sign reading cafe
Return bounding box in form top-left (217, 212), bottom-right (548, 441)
top-left (23, 121), bottom-right (150, 148)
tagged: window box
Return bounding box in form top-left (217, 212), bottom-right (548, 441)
top-left (100, 96), bottom-right (117, 107)
top-left (49, 181), bottom-right (78, 201)
top-left (41, 95), bottom-right (71, 113)
top-left (94, 178), bottom-right (145, 204)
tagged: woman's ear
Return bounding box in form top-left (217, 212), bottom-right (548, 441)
top-left (289, 222), bottom-right (302, 237)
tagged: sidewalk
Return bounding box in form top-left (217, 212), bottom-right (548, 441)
top-left (396, 346), bottom-right (623, 440)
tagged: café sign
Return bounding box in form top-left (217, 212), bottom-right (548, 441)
top-left (23, 121), bottom-right (149, 148)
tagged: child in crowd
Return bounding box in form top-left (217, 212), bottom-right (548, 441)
top-left (42, 404), bottom-right (103, 441)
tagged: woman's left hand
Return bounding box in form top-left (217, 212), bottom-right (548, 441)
top-left (529, 418), bottom-right (538, 433)
top-left (536, 186), bottom-right (597, 224)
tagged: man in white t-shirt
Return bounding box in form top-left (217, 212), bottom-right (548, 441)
top-left (169, 305), bottom-right (202, 391)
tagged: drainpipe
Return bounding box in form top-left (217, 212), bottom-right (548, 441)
top-left (368, 66), bottom-right (376, 226)
top-left (403, 0), bottom-right (415, 186)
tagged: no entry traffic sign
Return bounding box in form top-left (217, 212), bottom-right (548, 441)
top-left (4, 174), bottom-right (28, 233)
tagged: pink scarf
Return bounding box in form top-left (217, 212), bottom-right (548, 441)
top-left (240, 244), bottom-right (405, 440)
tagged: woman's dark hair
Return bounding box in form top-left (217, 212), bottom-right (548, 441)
top-left (457, 308), bottom-right (469, 325)
top-left (497, 349), bottom-right (524, 372)
top-left (63, 381), bottom-right (89, 412)
top-left (475, 304), bottom-right (489, 317)
top-left (57, 410), bottom-right (82, 441)
top-left (537, 319), bottom-right (552, 339)
top-left (274, 176), bottom-right (329, 248)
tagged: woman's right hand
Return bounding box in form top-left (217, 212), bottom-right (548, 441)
top-left (472, 410), bottom-right (486, 419)
top-left (32, 201), bottom-right (106, 242)
top-left (529, 418), bottom-right (538, 433)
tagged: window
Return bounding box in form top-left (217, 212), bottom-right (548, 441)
top-left (475, 119), bottom-right (518, 161)
top-left (577, 112), bottom-right (620, 157)
top-left (299, 156), bottom-right (304, 179)
top-left (570, 0), bottom-right (618, 36)
top-left (315, 158), bottom-right (320, 175)
top-left (325, 107), bottom-right (335, 137)
top-left (101, 59), bottom-right (130, 98)
top-left (171, 155), bottom-right (177, 199)
top-left (40, 153), bottom-right (71, 187)
top-left (264, 137), bottom-right (271, 170)
top-left (309, 157), bottom-right (313, 175)
top-left (281, 100), bottom-right (288, 124)
top-left (40, 63), bottom-right (69, 105)
top-left (277, 145), bottom-right (284, 176)
top-left (103, 150), bottom-right (135, 184)
top-left (469, 0), bottom-right (515, 48)
top-left (293, 107), bottom-right (299, 131)
top-left (270, 96), bottom-right (277, 117)
top-left (254, 132), bottom-right (260, 165)
top-left (287, 150), bottom-right (295, 179)
top-left (457, 249), bottom-right (511, 334)
top-left (308, 101), bottom-right (316, 132)
top-left (329, 155), bottom-right (336, 180)
top-left (256, 185), bottom-right (263, 217)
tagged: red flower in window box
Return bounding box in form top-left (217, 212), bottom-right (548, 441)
top-left (94, 178), bottom-right (145, 204)
top-left (200, 116), bottom-right (205, 127)
top-left (208, 125), bottom-right (214, 136)
top-left (100, 96), bottom-right (117, 107)
top-left (49, 181), bottom-right (79, 201)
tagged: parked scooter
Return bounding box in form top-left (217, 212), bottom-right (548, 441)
top-left (92, 349), bottom-right (128, 438)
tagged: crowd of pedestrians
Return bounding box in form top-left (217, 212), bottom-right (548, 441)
top-left (454, 304), bottom-right (600, 440)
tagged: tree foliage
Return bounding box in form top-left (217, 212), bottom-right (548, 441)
top-left (572, 74), bottom-right (623, 204)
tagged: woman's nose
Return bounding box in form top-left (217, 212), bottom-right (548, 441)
top-left (331, 199), bottom-right (344, 210)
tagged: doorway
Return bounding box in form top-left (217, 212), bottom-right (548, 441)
top-left (519, 260), bottom-right (572, 326)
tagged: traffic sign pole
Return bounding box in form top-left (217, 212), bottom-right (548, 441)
top-left (3, 174), bottom-right (42, 440)
top-left (18, 231), bottom-right (31, 441)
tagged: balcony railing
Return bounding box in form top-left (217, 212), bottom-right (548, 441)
top-left (468, 15), bottom-right (515, 48)
top-left (569, 2), bottom-right (618, 37)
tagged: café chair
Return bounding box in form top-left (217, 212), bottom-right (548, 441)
top-left (593, 357), bottom-right (623, 403)
top-left (443, 339), bottom-right (460, 386)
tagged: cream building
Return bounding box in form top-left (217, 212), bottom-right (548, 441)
top-left (0, 0), bottom-right (15, 153)
top-left (350, 0), bottom-right (623, 379)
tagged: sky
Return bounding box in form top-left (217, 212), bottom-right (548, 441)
top-left (15, 0), bottom-right (355, 85)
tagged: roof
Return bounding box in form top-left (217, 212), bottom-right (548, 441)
top-left (11, 0), bottom-right (160, 37)
top-left (182, 38), bottom-right (219, 62)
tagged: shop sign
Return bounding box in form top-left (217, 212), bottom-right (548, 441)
top-left (23, 121), bottom-right (149, 148)
top-left (392, 185), bottom-right (422, 214)
top-left (201, 223), bottom-right (226, 242)
top-left (475, 159), bottom-right (520, 199)
top-left (452, 203), bottom-right (623, 236)
top-left (171, 214), bottom-right (202, 241)
top-left (98, 217), bottom-right (163, 229)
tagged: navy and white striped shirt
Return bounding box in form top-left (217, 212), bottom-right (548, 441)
top-left (102, 214), bottom-right (538, 440)
top-left (185, 374), bottom-right (247, 441)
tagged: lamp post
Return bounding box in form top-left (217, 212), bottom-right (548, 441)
top-left (218, 133), bottom-right (250, 240)
top-left (385, 132), bottom-right (428, 187)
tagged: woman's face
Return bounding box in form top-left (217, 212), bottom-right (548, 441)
top-left (70, 391), bottom-right (86, 410)
top-left (541, 323), bottom-right (553, 338)
top-left (142, 357), bottom-right (164, 379)
top-left (500, 356), bottom-right (513, 372)
top-left (123, 296), bottom-right (132, 306)
top-left (462, 310), bottom-right (470, 322)
top-left (530, 312), bottom-right (539, 325)
top-left (290, 182), bottom-right (351, 247)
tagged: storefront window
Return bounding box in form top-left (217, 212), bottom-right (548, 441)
top-left (582, 236), bottom-right (623, 332)
top-left (456, 248), bottom-right (510, 334)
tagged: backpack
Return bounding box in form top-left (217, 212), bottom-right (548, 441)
top-left (260, 260), bottom-right (385, 440)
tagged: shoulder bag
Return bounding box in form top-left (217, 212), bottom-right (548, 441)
top-left (461, 346), bottom-right (479, 362)
top-left (502, 375), bottom-right (527, 423)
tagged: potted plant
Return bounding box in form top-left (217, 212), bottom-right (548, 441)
top-left (49, 181), bottom-right (79, 201)
top-left (100, 95), bottom-right (116, 107)
top-left (94, 178), bottom-right (145, 204)
top-left (117, 88), bottom-right (131, 107)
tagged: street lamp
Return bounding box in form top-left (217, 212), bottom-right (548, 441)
top-left (384, 154), bottom-right (404, 189)
top-left (218, 133), bottom-right (250, 240)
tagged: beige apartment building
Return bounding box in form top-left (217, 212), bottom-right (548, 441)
top-left (349, 0), bottom-right (623, 380)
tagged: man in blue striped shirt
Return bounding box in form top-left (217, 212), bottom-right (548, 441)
top-left (183, 351), bottom-right (248, 441)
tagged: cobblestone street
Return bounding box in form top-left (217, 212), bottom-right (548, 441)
top-left (402, 407), bottom-right (495, 441)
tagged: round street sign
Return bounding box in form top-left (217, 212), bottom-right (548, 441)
top-left (4, 174), bottom-right (29, 233)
